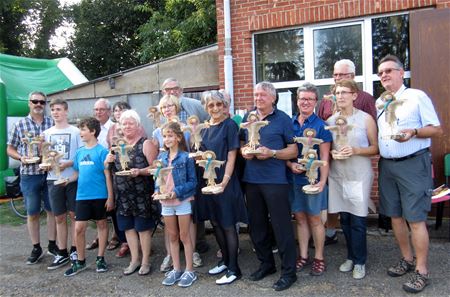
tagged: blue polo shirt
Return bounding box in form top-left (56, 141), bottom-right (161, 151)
top-left (240, 108), bottom-right (294, 184)
top-left (291, 113), bottom-right (332, 186)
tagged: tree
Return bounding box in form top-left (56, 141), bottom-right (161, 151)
top-left (138, 0), bottom-right (216, 63)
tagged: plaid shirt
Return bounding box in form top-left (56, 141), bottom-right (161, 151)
top-left (7, 115), bottom-right (54, 175)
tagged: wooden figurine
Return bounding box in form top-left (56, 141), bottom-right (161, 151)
top-left (325, 115), bottom-right (354, 159)
top-left (376, 91), bottom-right (406, 140)
top-left (111, 138), bottom-right (134, 176)
top-left (149, 160), bottom-right (174, 200)
top-left (196, 151), bottom-right (225, 194)
top-left (240, 113), bottom-right (269, 154)
top-left (147, 106), bottom-right (162, 128)
top-left (298, 149), bottom-right (327, 194)
top-left (21, 131), bottom-right (43, 164)
top-left (182, 115), bottom-right (209, 158)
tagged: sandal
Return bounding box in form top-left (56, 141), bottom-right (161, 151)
top-left (296, 256), bottom-right (311, 272)
top-left (124, 262), bottom-right (140, 275)
top-left (86, 238), bottom-right (99, 250)
top-left (106, 237), bottom-right (120, 250)
top-left (310, 258), bottom-right (326, 276)
top-left (116, 243), bottom-right (130, 258)
top-left (139, 263), bottom-right (151, 276)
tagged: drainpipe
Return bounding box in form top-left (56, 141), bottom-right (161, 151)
top-left (223, 0), bottom-right (234, 114)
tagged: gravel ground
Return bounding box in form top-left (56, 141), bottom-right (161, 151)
top-left (0, 220), bottom-right (449, 297)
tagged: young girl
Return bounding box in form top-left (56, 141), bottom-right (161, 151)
top-left (155, 122), bottom-right (197, 287)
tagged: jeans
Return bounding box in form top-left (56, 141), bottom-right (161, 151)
top-left (340, 212), bottom-right (367, 265)
top-left (20, 174), bottom-right (51, 216)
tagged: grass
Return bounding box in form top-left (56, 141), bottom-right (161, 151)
top-left (0, 198), bottom-right (27, 226)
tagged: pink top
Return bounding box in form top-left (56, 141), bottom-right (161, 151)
top-left (159, 159), bottom-right (194, 207)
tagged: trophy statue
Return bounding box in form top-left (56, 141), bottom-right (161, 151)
top-left (46, 150), bottom-right (69, 185)
top-left (196, 151), bottom-right (225, 194)
top-left (325, 115), bottom-right (354, 159)
top-left (21, 132), bottom-right (43, 164)
top-left (376, 91), bottom-right (406, 140)
top-left (293, 128), bottom-right (323, 170)
top-left (149, 160), bottom-right (174, 200)
top-left (111, 138), bottom-right (134, 176)
top-left (240, 113), bottom-right (269, 154)
top-left (39, 141), bottom-right (53, 170)
top-left (182, 115), bottom-right (209, 158)
top-left (298, 149), bottom-right (327, 194)
top-left (147, 106), bottom-right (162, 128)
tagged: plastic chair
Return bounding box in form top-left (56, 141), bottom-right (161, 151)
top-left (433, 154), bottom-right (450, 238)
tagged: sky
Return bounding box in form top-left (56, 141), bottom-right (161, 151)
top-left (49, 0), bottom-right (80, 50)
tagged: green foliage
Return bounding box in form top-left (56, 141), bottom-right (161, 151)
top-left (138, 0), bottom-right (216, 63)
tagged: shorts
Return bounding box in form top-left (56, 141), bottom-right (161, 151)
top-left (117, 213), bottom-right (155, 232)
top-left (75, 199), bottom-right (108, 221)
top-left (289, 184), bottom-right (328, 216)
top-left (47, 181), bottom-right (77, 216)
top-left (20, 174), bottom-right (51, 215)
top-left (161, 200), bottom-right (192, 216)
top-left (378, 152), bottom-right (432, 222)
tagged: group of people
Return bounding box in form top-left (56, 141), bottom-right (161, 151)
top-left (6, 54), bottom-right (442, 293)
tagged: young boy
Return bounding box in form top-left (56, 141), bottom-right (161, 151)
top-left (43, 99), bottom-right (82, 270)
top-left (64, 117), bottom-right (114, 277)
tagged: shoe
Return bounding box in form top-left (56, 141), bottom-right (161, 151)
top-left (69, 251), bottom-right (78, 265)
top-left (48, 254), bottom-right (69, 270)
top-left (249, 266), bottom-right (276, 281)
top-left (162, 269), bottom-right (183, 286)
top-left (216, 249), bottom-right (222, 259)
top-left (402, 270), bottom-right (429, 293)
top-left (324, 234), bottom-right (338, 246)
top-left (116, 243), bottom-right (130, 258)
top-left (64, 261), bottom-right (87, 277)
top-left (353, 264), bottom-right (366, 279)
top-left (193, 252), bottom-right (203, 268)
top-left (106, 237), bottom-right (120, 251)
top-left (387, 258), bottom-right (415, 277)
top-left (178, 270), bottom-right (197, 287)
top-left (47, 244), bottom-right (58, 257)
top-left (310, 258), bottom-right (326, 276)
top-left (26, 247), bottom-right (43, 265)
top-left (272, 246), bottom-right (278, 254)
top-left (208, 262), bottom-right (227, 275)
top-left (272, 275), bottom-right (297, 291)
top-left (339, 259), bottom-right (354, 273)
top-left (96, 257), bottom-right (108, 273)
top-left (139, 263), bottom-right (151, 276)
top-left (216, 270), bottom-right (242, 285)
top-left (160, 255), bottom-right (172, 272)
top-left (86, 238), bottom-right (99, 250)
top-left (296, 256), bottom-right (311, 272)
top-left (123, 262), bottom-right (140, 275)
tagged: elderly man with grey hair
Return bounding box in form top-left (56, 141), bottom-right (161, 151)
top-left (93, 98), bottom-right (113, 148)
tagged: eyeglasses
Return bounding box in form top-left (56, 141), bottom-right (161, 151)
top-left (93, 108), bottom-right (109, 112)
top-left (30, 100), bottom-right (46, 105)
top-left (335, 91), bottom-right (355, 96)
top-left (377, 68), bottom-right (401, 77)
top-left (207, 102), bottom-right (224, 109)
top-left (298, 97), bottom-right (317, 102)
top-left (161, 104), bottom-right (176, 110)
top-left (333, 73), bottom-right (353, 78)
top-left (163, 87), bottom-right (181, 92)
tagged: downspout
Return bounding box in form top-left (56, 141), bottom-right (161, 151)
top-left (223, 0), bottom-right (234, 114)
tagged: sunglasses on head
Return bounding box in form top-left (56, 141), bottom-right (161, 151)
top-left (30, 99), bottom-right (46, 105)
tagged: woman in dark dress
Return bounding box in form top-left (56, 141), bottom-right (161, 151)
top-left (197, 91), bottom-right (247, 285)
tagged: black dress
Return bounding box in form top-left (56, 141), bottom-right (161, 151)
top-left (196, 118), bottom-right (248, 227)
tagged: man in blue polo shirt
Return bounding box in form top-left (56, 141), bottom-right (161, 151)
top-left (240, 81), bottom-right (298, 291)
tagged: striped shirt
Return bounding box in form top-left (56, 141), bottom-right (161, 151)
top-left (7, 115), bottom-right (54, 175)
top-left (376, 85), bottom-right (440, 158)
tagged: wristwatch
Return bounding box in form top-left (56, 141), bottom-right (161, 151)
top-left (271, 150), bottom-right (277, 159)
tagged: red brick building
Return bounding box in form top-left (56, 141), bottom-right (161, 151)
top-left (216, 0), bottom-right (450, 213)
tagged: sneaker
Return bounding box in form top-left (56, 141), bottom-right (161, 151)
top-left (339, 259), bottom-right (354, 272)
top-left (162, 269), bottom-right (183, 286)
top-left (64, 261), bottom-right (87, 277)
top-left (402, 270), bottom-right (429, 293)
top-left (208, 262), bottom-right (227, 275)
top-left (26, 247), bottom-right (43, 265)
top-left (47, 254), bottom-right (69, 270)
top-left (178, 270), bottom-right (197, 287)
top-left (47, 244), bottom-right (58, 257)
top-left (96, 257), bottom-right (108, 273)
top-left (387, 258), bottom-right (415, 277)
top-left (193, 252), bottom-right (203, 268)
top-left (69, 251), bottom-right (78, 265)
top-left (272, 246), bottom-right (278, 254)
top-left (216, 270), bottom-right (241, 285)
top-left (160, 255), bottom-right (172, 272)
top-left (352, 264), bottom-right (366, 279)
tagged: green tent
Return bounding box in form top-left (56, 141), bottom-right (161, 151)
top-left (0, 53), bottom-right (87, 195)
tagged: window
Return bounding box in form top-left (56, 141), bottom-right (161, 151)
top-left (253, 12), bottom-right (410, 101)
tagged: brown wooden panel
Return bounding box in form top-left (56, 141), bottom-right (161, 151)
top-left (410, 8), bottom-right (450, 186)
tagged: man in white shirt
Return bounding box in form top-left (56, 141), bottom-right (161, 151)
top-left (94, 98), bottom-right (113, 148)
top-left (376, 55), bottom-right (442, 294)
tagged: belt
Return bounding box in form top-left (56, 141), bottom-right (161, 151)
top-left (381, 148), bottom-right (429, 162)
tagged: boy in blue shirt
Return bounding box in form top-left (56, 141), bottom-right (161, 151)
top-left (64, 117), bottom-right (114, 276)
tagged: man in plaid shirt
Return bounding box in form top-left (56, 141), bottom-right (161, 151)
top-left (7, 91), bottom-right (57, 264)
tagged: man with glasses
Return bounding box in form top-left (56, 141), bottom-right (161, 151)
top-left (376, 54), bottom-right (442, 293)
top-left (7, 91), bottom-right (57, 264)
top-left (317, 59), bottom-right (377, 247)
top-left (93, 98), bottom-right (113, 148)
